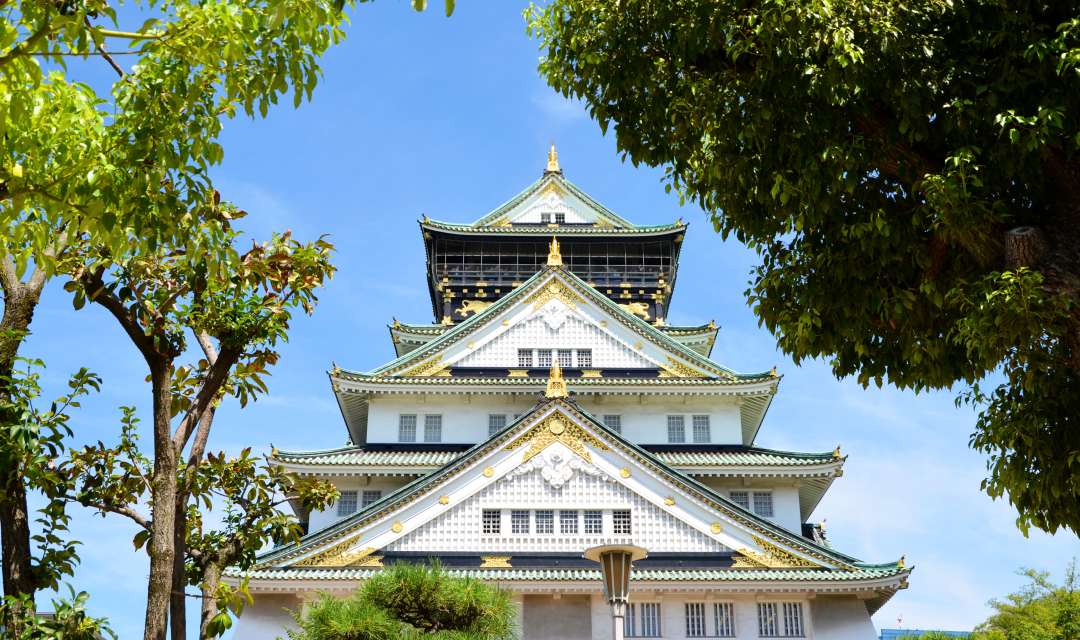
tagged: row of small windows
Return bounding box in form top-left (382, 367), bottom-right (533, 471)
top-left (539, 212), bottom-right (566, 224)
top-left (626, 601), bottom-right (804, 638)
top-left (398, 413), bottom-right (714, 442)
top-left (336, 490), bottom-right (382, 517)
top-left (399, 414), bottom-right (443, 443)
top-left (481, 509), bottom-right (630, 535)
top-left (666, 415), bottom-right (712, 443)
top-left (517, 348), bottom-right (592, 368)
top-left (730, 490), bottom-right (774, 518)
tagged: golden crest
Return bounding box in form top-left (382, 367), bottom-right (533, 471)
top-left (480, 555), bottom-right (513, 568)
top-left (295, 542), bottom-right (378, 568)
top-left (504, 413), bottom-right (609, 463)
top-left (525, 279), bottom-right (582, 310)
top-left (732, 536), bottom-right (821, 569)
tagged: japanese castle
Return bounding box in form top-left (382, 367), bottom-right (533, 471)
top-left (232, 148), bottom-right (910, 639)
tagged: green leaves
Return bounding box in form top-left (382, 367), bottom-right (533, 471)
top-left (530, 0), bottom-right (1080, 533)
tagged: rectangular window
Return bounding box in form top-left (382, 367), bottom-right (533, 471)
top-left (336, 490), bottom-right (357, 517)
top-left (424, 415), bottom-right (442, 442)
top-left (753, 491), bottom-right (775, 518)
top-left (540, 212), bottom-right (551, 223)
top-left (488, 414), bottom-right (507, 436)
top-left (577, 349), bottom-right (592, 367)
top-left (602, 414), bottom-right (622, 434)
top-left (626, 602), bottom-right (662, 637)
top-left (398, 414), bottom-right (417, 442)
top-left (537, 349), bottom-right (552, 367)
top-left (361, 490), bottom-right (382, 508)
top-left (692, 415), bottom-right (711, 443)
top-left (535, 509), bottom-right (554, 534)
top-left (584, 510), bottom-right (603, 534)
top-left (714, 602), bottom-right (736, 637)
top-left (557, 349), bottom-right (573, 367)
top-left (517, 349), bottom-right (533, 367)
top-left (686, 602), bottom-right (707, 638)
top-left (758, 602), bottom-right (805, 637)
top-left (667, 415), bottom-right (686, 443)
top-left (482, 509), bottom-right (501, 535)
top-left (729, 491), bottom-right (750, 510)
top-left (554, 212), bottom-right (566, 224)
top-left (612, 509), bottom-right (632, 535)
top-left (511, 510), bottom-right (530, 534)
top-left (559, 510), bottom-right (578, 534)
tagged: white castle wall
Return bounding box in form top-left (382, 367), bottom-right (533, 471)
top-left (364, 394), bottom-right (743, 445)
top-left (387, 462), bottom-right (730, 554)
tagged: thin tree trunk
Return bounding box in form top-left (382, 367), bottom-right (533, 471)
top-left (144, 363), bottom-right (178, 640)
top-left (0, 273), bottom-right (46, 632)
top-left (169, 490), bottom-right (187, 640)
top-left (198, 563), bottom-right (223, 640)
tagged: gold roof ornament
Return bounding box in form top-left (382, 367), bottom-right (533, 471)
top-left (833, 445), bottom-right (842, 459)
top-left (545, 362), bottom-right (569, 398)
top-left (547, 236), bottom-right (563, 266)
top-left (545, 143), bottom-right (561, 173)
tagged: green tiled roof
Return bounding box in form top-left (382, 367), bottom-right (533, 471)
top-left (335, 373), bottom-right (775, 387)
top-left (228, 565), bottom-right (907, 583)
top-left (422, 219), bottom-right (686, 236)
top-left (274, 446), bottom-right (840, 469)
top-left (468, 173), bottom-right (640, 229)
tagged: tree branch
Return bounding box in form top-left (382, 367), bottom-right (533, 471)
top-left (79, 269), bottom-right (162, 366)
top-left (79, 499), bottom-right (151, 531)
top-left (0, 18), bottom-right (52, 68)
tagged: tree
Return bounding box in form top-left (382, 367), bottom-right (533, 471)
top-left (286, 562), bottom-right (517, 640)
top-left (528, 0), bottom-right (1080, 534)
top-left (971, 560), bottom-right (1079, 640)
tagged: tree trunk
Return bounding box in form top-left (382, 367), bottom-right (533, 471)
top-left (1005, 226), bottom-right (1046, 269)
top-left (0, 275), bottom-right (46, 632)
top-left (198, 563), bottom-right (223, 640)
top-left (169, 490), bottom-right (187, 640)
top-left (144, 362), bottom-right (178, 640)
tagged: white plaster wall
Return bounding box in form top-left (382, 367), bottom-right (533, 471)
top-left (584, 592), bottom-right (821, 640)
top-left (387, 462), bottom-right (729, 553)
top-left (232, 594), bottom-right (301, 640)
top-left (697, 480), bottom-right (804, 534)
top-left (811, 597), bottom-right (877, 640)
top-left (307, 477), bottom-right (413, 532)
top-left (365, 394), bottom-right (742, 445)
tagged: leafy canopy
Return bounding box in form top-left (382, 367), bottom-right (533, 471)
top-left (971, 560), bottom-right (1080, 640)
top-left (529, 0), bottom-right (1080, 534)
top-left (286, 562), bottom-right (516, 640)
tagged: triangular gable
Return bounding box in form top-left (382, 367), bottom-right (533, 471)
top-left (362, 266), bottom-right (766, 382)
top-left (258, 399), bottom-right (859, 572)
top-left (471, 174), bottom-right (636, 229)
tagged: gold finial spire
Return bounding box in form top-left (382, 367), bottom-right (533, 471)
top-left (898, 555), bottom-right (906, 569)
top-left (545, 362), bottom-right (568, 398)
top-left (547, 236), bottom-right (563, 266)
top-left (833, 444), bottom-right (842, 459)
top-left (545, 143), bottom-right (561, 174)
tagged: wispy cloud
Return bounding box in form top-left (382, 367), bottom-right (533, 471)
top-left (532, 89), bottom-right (588, 125)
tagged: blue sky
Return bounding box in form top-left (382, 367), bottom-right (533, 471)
top-left (21, 2), bottom-right (1078, 637)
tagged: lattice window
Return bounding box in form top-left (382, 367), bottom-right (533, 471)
top-left (482, 509), bottom-right (501, 535)
top-left (753, 491), bottom-right (775, 517)
top-left (559, 510), bottom-right (578, 534)
top-left (729, 491), bottom-right (750, 510)
top-left (336, 490), bottom-right (357, 517)
top-left (692, 415), bottom-right (711, 443)
top-left (613, 509), bottom-right (632, 534)
top-left (488, 414), bottom-right (507, 436)
top-left (361, 490), bottom-right (382, 508)
top-left (758, 602), bottom-right (805, 637)
top-left (424, 415), bottom-right (442, 443)
top-left (517, 349), bottom-right (533, 367)
top-left (557, 349), bottom-right (573, 367)
top-left (602, 414), bottom-right (622, 434)
top-left (714, 602), bottom-right (736, 637)
top-left (398, 414), bottom-right (417, 442)
top-left (667, 415), bottom-right (686, 443)
top-left (584, 510), bottom-right (603, 534)
top-left (536, 510), bottom-right (554, 534)
top-left (540, 212), bottom-right (551, 223)
top-left (626, 602), bottom-right (662, 637)
top-left (538, 349), bottom-right (552, 367)
top-left (511, 510), bottom-right (530, 534)
top-left (686, 602), bottom-right (707, 637)
top-left (577, 348), bottom-right (592, 367)
top-left (555, 212), bottom-right (566, 224)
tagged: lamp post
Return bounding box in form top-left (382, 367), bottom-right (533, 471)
top-left (584, 544), bottom-right (648, 640)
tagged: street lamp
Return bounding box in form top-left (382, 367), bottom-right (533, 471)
top-left (584, 544), bottom-right (648, 640)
